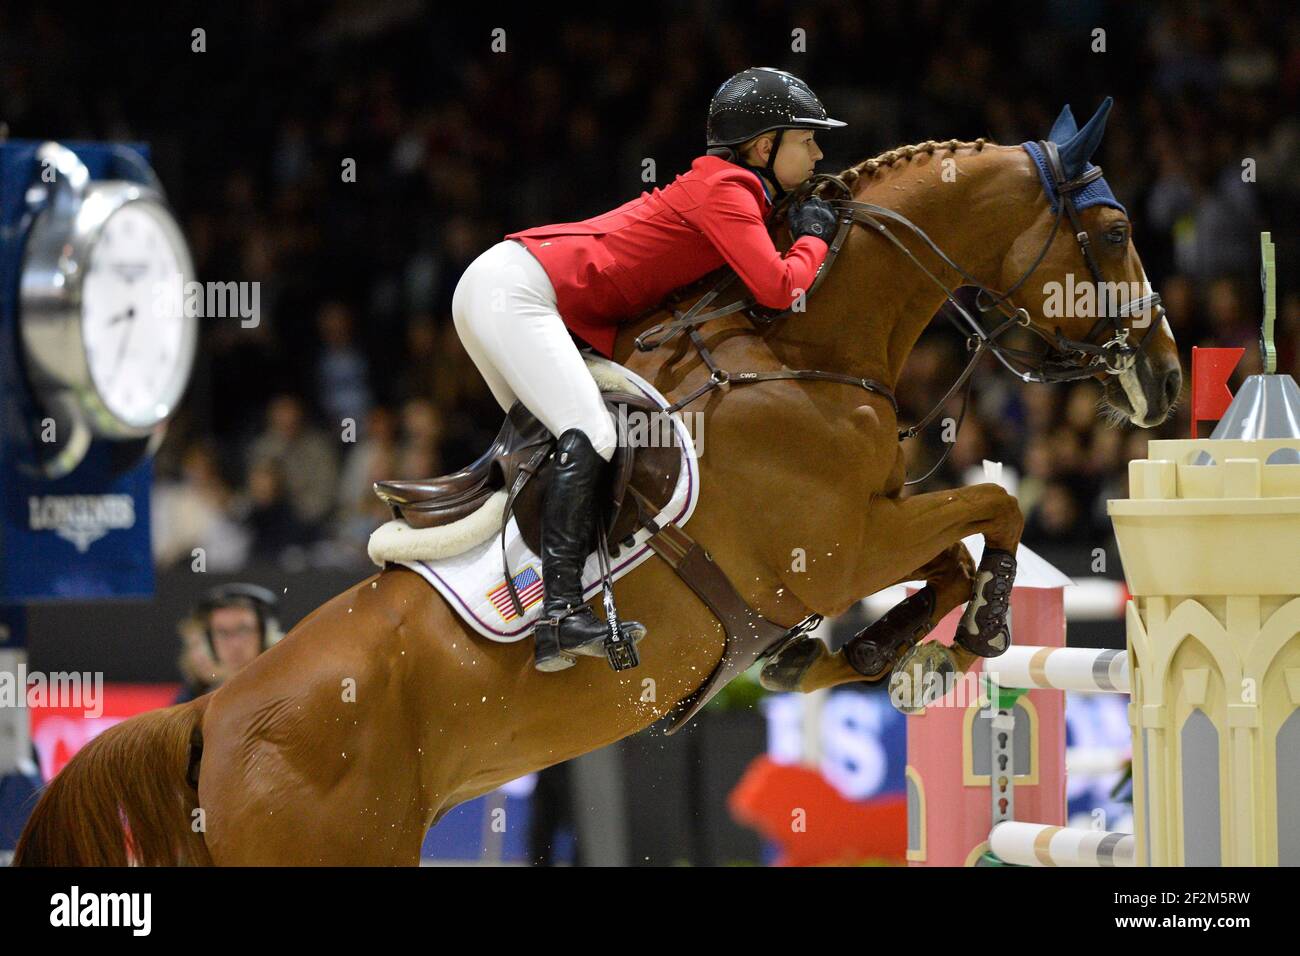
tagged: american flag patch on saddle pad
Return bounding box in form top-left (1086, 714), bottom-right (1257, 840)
top-left (487, 565), bottom-right (545, 621)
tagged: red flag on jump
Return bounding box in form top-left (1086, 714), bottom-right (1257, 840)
top-left (1190, 346), bottom-right (1244, 437)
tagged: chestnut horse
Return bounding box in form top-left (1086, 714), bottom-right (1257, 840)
top-left (16, 118), bottom-right (1181, 865)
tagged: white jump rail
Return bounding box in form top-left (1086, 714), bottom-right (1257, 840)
top-left (983, 646), bottom-right (1133, 867)
top-left (983, 645), bottom-right (1130, 694)
top-left (990, 821), bottom-right (1136, 867)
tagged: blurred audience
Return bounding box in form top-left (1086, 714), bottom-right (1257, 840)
top-left (5, 2), bottom-right (1292, 576)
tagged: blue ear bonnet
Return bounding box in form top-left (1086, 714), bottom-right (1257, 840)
top-left (1020, 98), bottom-right (1126, 216)
top-left (1022, 141), bottom-right (1126, 216)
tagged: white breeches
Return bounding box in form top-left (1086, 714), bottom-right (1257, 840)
top-left (451, 239), bottom-right (618, 462)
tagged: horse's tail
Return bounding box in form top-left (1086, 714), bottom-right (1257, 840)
top-left (13, 696), bottom-right (213, 866)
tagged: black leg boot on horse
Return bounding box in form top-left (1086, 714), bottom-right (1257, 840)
top-left (883, 546), bottom-right (1018, 712)
top-left (532, 428), bottom-right (646, 673)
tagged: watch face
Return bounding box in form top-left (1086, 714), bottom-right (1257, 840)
top-left (80, 200), bottom-right (196, 429)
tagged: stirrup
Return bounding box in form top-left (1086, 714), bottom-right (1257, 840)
top-left (594, 513), bottom-right (641, 672)
top-left (532, 608), bottom-right (645, 673)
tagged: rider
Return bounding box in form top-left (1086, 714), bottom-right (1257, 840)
top-left (450, 67), bottom-right (845, 672)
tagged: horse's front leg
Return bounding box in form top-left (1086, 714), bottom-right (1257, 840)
top-left (760, 482), bottom-right (1023, 694)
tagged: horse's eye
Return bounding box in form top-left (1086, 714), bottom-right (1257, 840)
top-left (1107, 227), bottom-right (1129, 245)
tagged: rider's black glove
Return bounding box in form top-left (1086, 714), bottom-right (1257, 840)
top-left (788, 197), bottom-right (838, 242)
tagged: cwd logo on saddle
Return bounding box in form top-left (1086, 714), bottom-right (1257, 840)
top-left (27, 493), bottom-right (135, 553)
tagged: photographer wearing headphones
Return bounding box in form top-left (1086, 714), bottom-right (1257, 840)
top-left (174, 583), bottom-right (284, 704)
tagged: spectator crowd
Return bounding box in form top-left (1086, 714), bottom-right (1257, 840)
top-left (3, 1), bottom-right (1297, 579)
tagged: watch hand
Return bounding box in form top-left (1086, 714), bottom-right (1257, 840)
top-left (110, 307), bottom-right (138, 378)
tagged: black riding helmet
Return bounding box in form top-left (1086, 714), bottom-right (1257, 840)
top-left (706, 67), bottom-right (846, 201)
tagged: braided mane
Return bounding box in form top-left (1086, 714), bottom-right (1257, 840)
top-left (835, 138), bottom-right (993, 190)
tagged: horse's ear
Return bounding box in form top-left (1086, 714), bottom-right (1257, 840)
top-left (1057, 96), bottom-right (1114, 179)
top-left (1049, 104), bottom-right (1078, 144)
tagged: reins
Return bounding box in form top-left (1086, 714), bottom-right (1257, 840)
top-left (633, 147), bottom-right (1163, 486)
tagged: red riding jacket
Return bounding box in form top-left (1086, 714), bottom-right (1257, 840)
top-left (504, 154), bottom-right (829, 358)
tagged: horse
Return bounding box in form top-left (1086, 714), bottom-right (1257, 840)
top-left (15, 102), bottom-right (1181, 865)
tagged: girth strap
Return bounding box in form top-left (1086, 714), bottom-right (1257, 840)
top-left (633, 495), bottom-right (820, 734)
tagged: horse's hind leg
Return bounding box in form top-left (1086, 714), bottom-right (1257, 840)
top-left (761, 483), bottom-right (1022, 694)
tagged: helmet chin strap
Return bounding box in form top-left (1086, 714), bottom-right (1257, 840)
top-left (759, 128), bottom-right (787, 201)
top-left (711, 129), bottom-right (789, 203)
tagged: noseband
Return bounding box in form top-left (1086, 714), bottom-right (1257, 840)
top-left (994, 139), bottom-right (1163, 381)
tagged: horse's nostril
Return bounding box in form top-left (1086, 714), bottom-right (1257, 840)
top-left (1162, 369), bottom-right (1182, 406)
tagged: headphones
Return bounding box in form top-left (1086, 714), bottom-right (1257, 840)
top-left (195, 582), bottom-right (284, 652)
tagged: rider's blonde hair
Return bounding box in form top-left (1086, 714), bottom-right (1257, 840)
top-left (738, 130), bottom-right (778, 165)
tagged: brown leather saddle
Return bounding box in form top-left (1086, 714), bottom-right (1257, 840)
top-left (373, 390), bottom-right (683, 559)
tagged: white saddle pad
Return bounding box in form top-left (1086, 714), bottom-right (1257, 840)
top-left (386, 359), bottom-right (700, 642)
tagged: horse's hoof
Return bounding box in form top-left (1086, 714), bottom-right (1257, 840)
top-left (887, 641), bottom-right (959, 714)
top-left (955, 548), bottom-right (1016, 657)
top-left (759, 635), bottom-right (826, 692)
top-left (843, 586), bottom-right (936, 682)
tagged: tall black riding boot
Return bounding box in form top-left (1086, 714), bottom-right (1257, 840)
top-left (533, 428), bottom-right (645, 672)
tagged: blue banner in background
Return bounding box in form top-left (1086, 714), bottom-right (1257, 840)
top-left (0, 140), bottom-right (156, 602)
top-left (419, 775), bottom-right (550, 864)
top-left (764, 685), bottom-right (909, 801)
top-left (0, 445), bottom-right (154, 600)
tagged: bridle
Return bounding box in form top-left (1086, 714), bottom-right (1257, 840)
top-left (633, 141), bottom-right (1164, 484)
top-left (970, 139), bottom-right (1164, 384)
